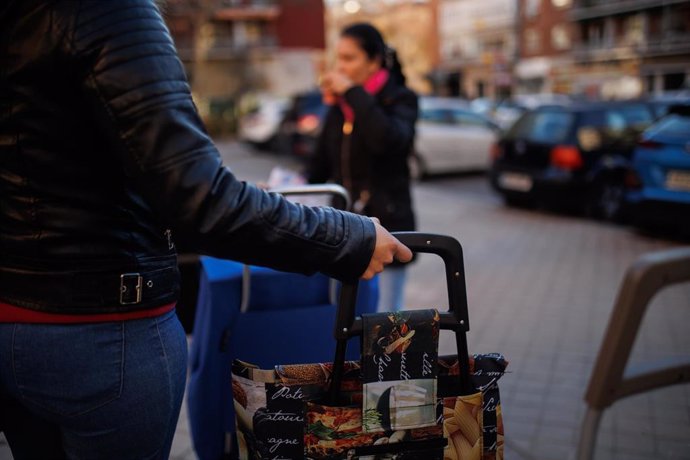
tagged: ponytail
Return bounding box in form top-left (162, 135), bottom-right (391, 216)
top-left (384, 46), bottom-right (406, 86)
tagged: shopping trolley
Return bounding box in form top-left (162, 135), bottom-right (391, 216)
top-left (187, 185), bottom-right (379, 460)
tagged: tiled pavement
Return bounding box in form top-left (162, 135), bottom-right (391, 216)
top-left (409, 180), bottom-right (690, 460)
top-left (2, 141), bottom-right (689, 459)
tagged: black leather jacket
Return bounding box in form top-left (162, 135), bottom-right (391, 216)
top-left (0, 0), bottom-right (376, 314)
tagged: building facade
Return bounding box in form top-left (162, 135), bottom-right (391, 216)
top-left (164, 0), bottom-right (326, 99)
top-left (515, 0), bottom-right (574, 95)
top-left (436, 0), bottom-right (518, 99)
top-left (570, 0), bottom-right (690, 98)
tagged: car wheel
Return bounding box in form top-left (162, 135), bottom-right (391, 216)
top-left (588, 176), bottom-right (626, 222)
top-left (409, 153), bottom-right (428, 181)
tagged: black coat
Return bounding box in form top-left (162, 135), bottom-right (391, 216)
top-left (308, 80), bottom-right (418, 232)
top-left (0, 0), bottom-right (376, 314)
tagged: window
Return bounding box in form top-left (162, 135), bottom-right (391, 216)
top-left (623, 14), bottom-right (645, 46)
top-left (581, 106), bottom-right (652, 131)
top-left (525, 28), bottom-right (540, 54)
top-left (525, 0), bottom-right (540, 18)
top-left (508, 111), bottom-right (574, 143)
top-left (551, 25), bottom-right (571, 50)
top-left (605, 112), bottom-right (627, 132)
top-left (530, 112), bottom-right (573, 143)
top-left (663, 73), bottom-right (687, 91)
top-left (586, 21), bottom-right (603, 46)
top-left (580, 106), bottom-right (654, 148)
top-left (476, 81), bottom-right (486, 98)
top-left (603, 18), bottom-right (615, 46)
top-left (617, 105), bottom-right (653, 128)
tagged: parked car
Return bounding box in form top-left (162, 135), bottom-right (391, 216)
top-left (469, 97), bottom-right (495, 117)
top-left (649, 91), bottom-right (690, 118)
top-left (489, 100), bottom-right (655, 219)
top-left (237, 94), bottom-right (289, 150)
top-left (625, 104), bottom-right (690, 230)
top-left (413, 97), bottom-right (500, 178)
top-left (278, 90), bottom-right (329, 158)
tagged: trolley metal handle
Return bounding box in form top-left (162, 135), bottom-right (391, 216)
top-left (240, 184), bottom-right (351, 312)
top-left (328, 232), bottom-right (474, 404)
top-left (269, 184), bottom-right (351, 211)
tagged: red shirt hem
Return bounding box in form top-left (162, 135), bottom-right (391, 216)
top-left (0, 301), bottom-right (177, 324)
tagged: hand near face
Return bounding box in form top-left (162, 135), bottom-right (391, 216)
top-left (321, 71), bottom-right (355, 96)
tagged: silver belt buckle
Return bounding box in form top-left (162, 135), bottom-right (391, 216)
top-left (120, 273), bottom-right (143, 305)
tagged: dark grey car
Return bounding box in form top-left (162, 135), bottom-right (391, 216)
top-left (489, 101), bottom-right (655, 220)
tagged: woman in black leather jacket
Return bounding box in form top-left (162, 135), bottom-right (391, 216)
top-left (308, 23), bottom-right (418, 313)
top-left (0, 1), bottom-right (411, 458)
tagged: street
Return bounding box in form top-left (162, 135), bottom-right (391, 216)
top-left (2, 141), bottom-right (688, 460)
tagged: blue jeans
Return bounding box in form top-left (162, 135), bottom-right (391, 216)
top-left (0, 309), bottom-right (187, 460)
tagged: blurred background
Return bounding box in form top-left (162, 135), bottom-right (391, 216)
top-left (158, 0), bottom-right (690, 238)
top-left (2, 1), bottom-right (688, 459)
top-left (160, 0), bottom-right (689, 136)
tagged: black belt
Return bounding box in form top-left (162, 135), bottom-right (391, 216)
top-left (0, 265), bottom-right (180, 314)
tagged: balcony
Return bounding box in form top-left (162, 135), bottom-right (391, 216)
top-left (166, 0), bottom-right (280, 17)
top-left (571, 0), bottom-right (688, 21)
top-left (174, 36), bottom-right (279, 61)
top-left (214, 3), bottom-right (280, 21)
top-left (572, 33), bottom-right (690, 62)
top-left (572, 43), bottom-right (637, 63)
top-left (642, 33), bottom-right (690, 57)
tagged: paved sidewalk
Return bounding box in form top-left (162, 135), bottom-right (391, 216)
top-left (407, 178), bottom-right (690, 460)
top-left (2, 142), bottom-right (688, 460)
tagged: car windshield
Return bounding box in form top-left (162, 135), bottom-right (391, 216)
top-left (506, 110), bottom-right (574, 143)
top-left (645, 114), bottom-right (690, 142)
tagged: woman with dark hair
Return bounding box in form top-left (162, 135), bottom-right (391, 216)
top-left (309, 22), bottom-right (418, 312)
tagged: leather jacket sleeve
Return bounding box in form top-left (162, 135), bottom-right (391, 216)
top-left (54, 0), bottom-right (376, 282)
top-left (343, 85), bottom-right (418, 157)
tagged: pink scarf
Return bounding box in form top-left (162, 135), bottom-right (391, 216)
top-left (339, 68), bottom-right (390, 123)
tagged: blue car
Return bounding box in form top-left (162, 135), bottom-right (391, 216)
top-left (626, 105), bottom-right (690, 229)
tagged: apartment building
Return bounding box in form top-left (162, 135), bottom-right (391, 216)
top-left (164, 0), bottom-right (326, 98)
top-left (515, 0), bottom-right (574, 94)
top-left (436, 0), bottom-right (518, 98)
top-left (570, 0), bottom-right (690, 98)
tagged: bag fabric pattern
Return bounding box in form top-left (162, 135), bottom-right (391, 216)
top-left (231, 354), bottom-right (506, 459)
top-left (361, 310), bottom-right (440, 432)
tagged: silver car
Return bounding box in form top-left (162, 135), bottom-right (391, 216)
top-left (413, 97), bottom-right (500, 178)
